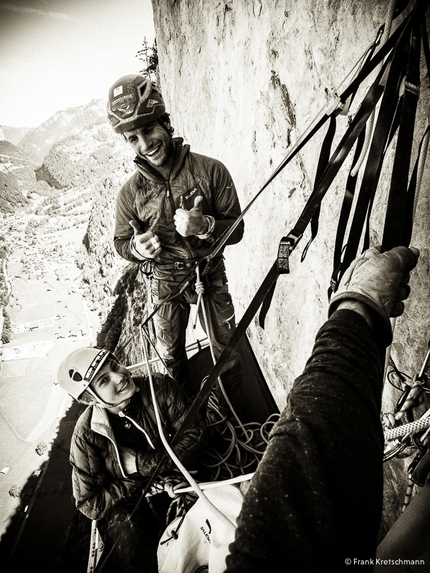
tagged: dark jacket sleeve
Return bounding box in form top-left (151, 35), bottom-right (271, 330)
top-left (113, 174), bottom-right (147, 263)
top-left (225, 309), bottom-right (385, 572)
top-left (70, 424), bottom-right (141, 521)
top-left (136, 375), bottom-right (208, 477)
top-left (209, 159), bottom-right (244, 246)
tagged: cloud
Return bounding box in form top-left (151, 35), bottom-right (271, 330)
top-left (0, 2), bottom-right (82, 22)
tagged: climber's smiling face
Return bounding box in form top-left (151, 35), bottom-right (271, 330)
top-left (89, 358), bottom-right (136, 411)
top-left (123, 120), bottom-right (173, 175)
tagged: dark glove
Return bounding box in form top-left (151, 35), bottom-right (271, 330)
top-left (329, 246), bottom-right (419, 345)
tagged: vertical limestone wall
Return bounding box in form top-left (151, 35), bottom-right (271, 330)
top-left (151, 0), bottom-right (430, 528)
top-left (152, 0), bottom-right (429, 400)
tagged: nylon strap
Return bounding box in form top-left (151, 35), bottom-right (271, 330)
top-left (284, 62), bottom-right (388, 252)
top-left (300, 115), bottom-right (338, 262)
top-left (329, 129), bottom-right (366, 296)
top-left (402, 123), bottom-right (430, 246)
top-left (331, 21), bottom-right (414, 285)
top-left (382, 21), bottom-right (421, 251)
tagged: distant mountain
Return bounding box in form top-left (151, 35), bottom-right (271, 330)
top-left (18, 99), bottom-right (107, 165)
top-left (37, 119), bottom-right (135, 189)
top-left (0, 140), bottom-right (52, 214)
top-left (0, 95), bottom-right (142, 353)
top-left (1, 126), bottom-right (31, 146)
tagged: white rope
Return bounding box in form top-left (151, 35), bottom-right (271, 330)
top-left (87, 520), bottom-right (103, 573)
top-left (139, 326), bottom-right (236, 531)
top-left (384, 410), bottom-right (430, 441)
top-left (194, 266), bottom-right (249, 434)
top-left (173, 472), bottom-right (254, 494)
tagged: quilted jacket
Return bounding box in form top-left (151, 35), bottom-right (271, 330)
top-left (114, 138), bottom-right (244, 264)
top-left (69, 374), bottom-right (207, 521)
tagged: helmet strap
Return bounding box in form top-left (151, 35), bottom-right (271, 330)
top-left (85, 386), bottom-right (130, 410)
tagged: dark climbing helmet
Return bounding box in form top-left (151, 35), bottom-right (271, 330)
top-left (107, 74), bottom-right (166, 133)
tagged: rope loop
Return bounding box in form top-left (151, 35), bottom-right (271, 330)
top-left (195, 279), bottom-right (205, 296)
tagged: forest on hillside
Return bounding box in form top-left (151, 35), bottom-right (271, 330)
top-left (0, 38), bottom-right (159, 358)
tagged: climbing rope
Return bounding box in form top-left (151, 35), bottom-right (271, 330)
top-left (193, 265), bottom-right (250, 434)
top-left (201, 390), bottom-right (279, 481)
top-left (139, 325), bottom-right (237, 531)
top-left (382, 341), bottom-right (430, 509)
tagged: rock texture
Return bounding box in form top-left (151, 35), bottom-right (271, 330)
top-left (152, 0), bottom-right (430, 532)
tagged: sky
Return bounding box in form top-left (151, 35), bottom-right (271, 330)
top-left (0, 0), bottom-right (155, 128)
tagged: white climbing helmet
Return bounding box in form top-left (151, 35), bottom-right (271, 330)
top-left (57, 347), bottom-right (111, 400)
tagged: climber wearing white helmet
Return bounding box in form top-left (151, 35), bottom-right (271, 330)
top-left (107, 74), bottom-right (244, 411)
top-left (57, 346), bottom-right (207, 573)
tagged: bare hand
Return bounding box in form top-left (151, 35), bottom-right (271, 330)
top-left (129, 220), bottom-right (162, 258)
top-left (118, 445), bottom-right (138, 475)
top-left (174, 196), bottom-right (208, 237)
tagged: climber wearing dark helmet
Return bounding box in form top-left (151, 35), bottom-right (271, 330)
top-left (107, 74), bottom-right (244, 410)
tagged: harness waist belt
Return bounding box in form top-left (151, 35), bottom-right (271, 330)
top-left (154, 259), bottom-right (200, 271)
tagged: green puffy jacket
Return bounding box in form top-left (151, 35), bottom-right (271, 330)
top-left (69, 374), bottom-right (207, 521)
top-left (114, 138), bottom-right (244, 264)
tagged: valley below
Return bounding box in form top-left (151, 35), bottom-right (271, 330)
top-left (0, 214), bottom-right (100, 540)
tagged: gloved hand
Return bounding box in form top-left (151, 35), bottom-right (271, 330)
top-left (174, 196), bottom-right (209, 237)
top-left (329, 246), bottom-right (419, 345)
top-left (129, 219), bottom-right (162, 259)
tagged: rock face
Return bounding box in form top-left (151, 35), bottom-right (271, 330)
top-left (152, 0), bottom-right (430, 532)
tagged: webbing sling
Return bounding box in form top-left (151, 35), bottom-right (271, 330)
top-left (330, 130), bottom-right (366, 295)
top-left (329, 15), bottom-right (420, 289)
top-left (329, 9), bottom-right (426, 292)
top-left (300, 115), bottom-right (338, 263)
top-left (382, 20), bottom-right (422, 251)
top-left (140, 6), bottom-right (419, 470)
top-left (165, 53), bottom-right (385, 454)
top-left (140, 11), bottom-right (412, 331)
top-left (402, 123), bottom-right (430, 246)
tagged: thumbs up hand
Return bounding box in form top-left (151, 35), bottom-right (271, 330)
top-left (129, 220), bottom-right (162, 259)
top-left (174, 196), bottom-right (209, 237)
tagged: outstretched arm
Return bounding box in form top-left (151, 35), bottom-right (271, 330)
top-left (225, 246), bottom-right (419, 572)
